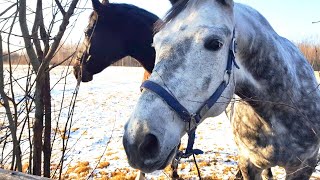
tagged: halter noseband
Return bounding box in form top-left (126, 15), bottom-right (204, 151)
top-left (140, 30), bottom-right (238, 161)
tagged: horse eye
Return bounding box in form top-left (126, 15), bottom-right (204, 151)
top-left (85, 28), bottom-right (93, 37)
top-left (204, 39), bottom-right (223, 51)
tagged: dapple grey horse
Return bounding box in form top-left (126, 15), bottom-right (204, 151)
top-left (123, 0), bottom-right (320, 179)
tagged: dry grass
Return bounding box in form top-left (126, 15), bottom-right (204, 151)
top-left (109, 168), bottom-right (136, 180)
top-left (97, 161), bottom-right (110, 169)
top-left (64, 161), bottom-right (91, 179)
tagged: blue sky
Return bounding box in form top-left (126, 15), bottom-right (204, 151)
top-left (107, 0), bottom-right (320, 43)
top-left (1, 0), bottom-right (319, 51)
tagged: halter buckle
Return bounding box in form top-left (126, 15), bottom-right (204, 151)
top-left (223, 70), bottom-right (231, 85)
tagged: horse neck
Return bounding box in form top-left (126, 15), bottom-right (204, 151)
top-left (233, 4), bottom-right (320, 122)
top-left (128, 46), bottom-right (155, 73)
top-left (122, 17), bottom-right (156, 73)
top-left (106, 4), bottom-right (158, 73)
top-left (124, 18), bottom-right (156, 73)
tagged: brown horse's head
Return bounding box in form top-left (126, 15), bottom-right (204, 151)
top-left (73, 0), bottom-right (158, 82)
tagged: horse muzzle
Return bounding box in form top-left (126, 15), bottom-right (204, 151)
top-left (123, 131), bottom-right (177, 173)
top-left (73, 61), bottom-right (93, 82)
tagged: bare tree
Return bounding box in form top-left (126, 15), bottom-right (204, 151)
top-left (0, 33), bottom-right (22, 172)
top-left (17, 0), bottom-right (80, 177)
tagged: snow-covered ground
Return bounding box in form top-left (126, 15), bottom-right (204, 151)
top-left (1, 66), bottom-right (320, 179)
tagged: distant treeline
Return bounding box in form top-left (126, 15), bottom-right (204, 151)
top-left (2, 44), bottom-right (142, 67)
top-left (2, 42), bottom-right (320, 70)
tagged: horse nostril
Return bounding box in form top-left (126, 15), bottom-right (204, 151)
top-left (139, 134), bottom-right (160, 159)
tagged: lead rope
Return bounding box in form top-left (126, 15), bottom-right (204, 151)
top-left (193, 153), bottom-right (201, 179)
top-left (186, 123), bottom-right (202, 180)
top-left (173, 121), bottom-right (203, 179)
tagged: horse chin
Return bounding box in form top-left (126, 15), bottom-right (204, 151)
top-left (81, 73), bottom-right (93, 82)
top-left (139, 146), bottom-right (177, 173)
top-left (72, 60), bottom-right (94, 82)
top-left (157, 146), bottom-right (177, 170)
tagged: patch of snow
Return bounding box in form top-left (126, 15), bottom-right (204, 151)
top-left (1, 66), bottom-right (320, 179)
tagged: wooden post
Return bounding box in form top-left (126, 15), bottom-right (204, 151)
top-left (0, 169), bottom-right (51, 180)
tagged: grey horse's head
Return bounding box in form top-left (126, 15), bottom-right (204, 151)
top-left (123, 0), bottom-right (236, 173)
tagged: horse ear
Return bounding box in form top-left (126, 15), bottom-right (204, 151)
top-left (217, 0), bottom-right (234, 7)
top-left (91, 0), bottom-right (104, 12)
top-left (169, 0), bottom-right (179, 5)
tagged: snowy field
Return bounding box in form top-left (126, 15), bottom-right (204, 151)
top-left (1, 66), bottom-right (320, 179)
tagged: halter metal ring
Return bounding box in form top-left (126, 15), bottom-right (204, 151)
top-left (186, 114), bottom-right (198, 132)
top-left (231, 38), bottom-right (237, 56)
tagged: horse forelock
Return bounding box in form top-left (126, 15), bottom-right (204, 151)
top-left (154, 0), bottom-right (199, 31)
top-left (164, 0), bottom-right (192, 23)
top-left (156, 0), bottom-right (234, 32)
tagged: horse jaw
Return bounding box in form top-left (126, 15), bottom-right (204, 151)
top-left (123, 0), bottom-right (235, 172)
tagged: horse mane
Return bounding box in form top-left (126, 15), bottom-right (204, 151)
top-left (169, 0), bottom-right (180, 5)
top-left (105, 3), bottom-right (159, 26)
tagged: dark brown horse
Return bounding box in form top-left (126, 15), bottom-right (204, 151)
top-left (73, 1), bottom-right (181, 179)
top-left (73, 0), bottom-right (160, 82)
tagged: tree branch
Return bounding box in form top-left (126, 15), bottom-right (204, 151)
top-left (31, 0), bottom-right (44, 60)
top-left (54, 0), bottom-right (66, 16)
top-left (19, 0), bottom-right (40, 72)
top-left (36, 0), bottom-right (79, 78)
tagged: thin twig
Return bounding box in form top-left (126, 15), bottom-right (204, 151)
top-left (0, 3), bottom-right (17, 17)
top-left (87, 115), bottom-right (118, 179)
top-left (48, 51), bottom-right (76, 71)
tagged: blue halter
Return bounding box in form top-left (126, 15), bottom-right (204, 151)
top-left (140, 31), bottom-right (238, 159)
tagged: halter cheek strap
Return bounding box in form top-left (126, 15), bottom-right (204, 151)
top-left (140, 30), bottom-right (238, 166)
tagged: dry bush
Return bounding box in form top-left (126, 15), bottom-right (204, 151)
top-left (51, 44), bottom-right (78, 65)
top-left (5, 44), bottom-right (142, 67)
top-left (111, 56), bottom-right (141, 67)
top-left (3, 44), bottom-right (76, 66)
top-left (296, 41), bottom-right (320, 70)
